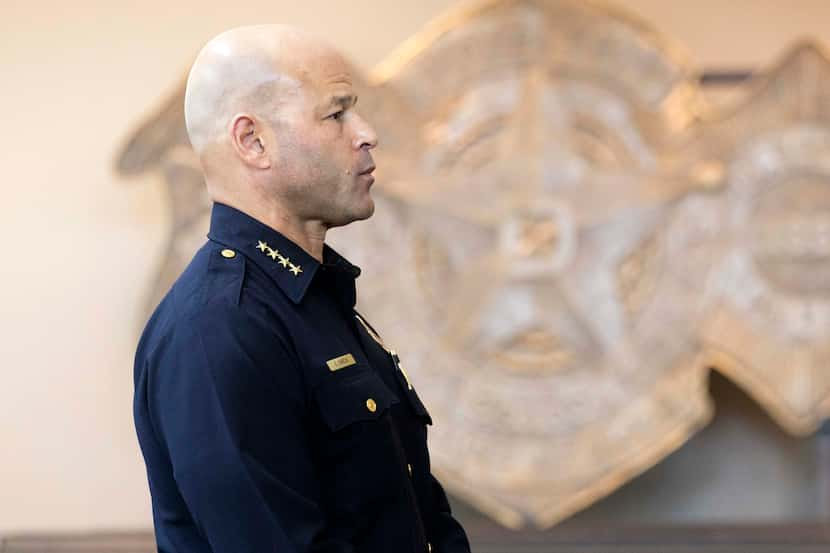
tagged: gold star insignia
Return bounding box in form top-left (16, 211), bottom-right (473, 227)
top-left (278, 255), bottom-right (290, 267)
top-left (257, 241), bottom-right (268, 252)
top-left (268, 248), bottom-right (279, 260)
top-left (289, 263), bottom-right (303, 276)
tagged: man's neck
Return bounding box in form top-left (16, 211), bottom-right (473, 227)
top-left (278, 218), bottom-right (326, 262)
top-left (213, 193), bottom-right (327, 262)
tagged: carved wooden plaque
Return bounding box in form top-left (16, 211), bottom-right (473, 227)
top-left (117, 0), bottom-right (830, 529)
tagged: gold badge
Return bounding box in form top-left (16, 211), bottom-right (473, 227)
top-left (326, 353), bottom-right (357, 372)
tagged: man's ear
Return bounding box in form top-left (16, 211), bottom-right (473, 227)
top-left (230, 114), bottom-right (272, 169)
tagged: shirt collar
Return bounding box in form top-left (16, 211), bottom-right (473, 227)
top-left (207, 202), bottom-right (360, 304)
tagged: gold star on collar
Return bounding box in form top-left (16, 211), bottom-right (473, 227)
top-left (257, 238), bottom-right (302, 276)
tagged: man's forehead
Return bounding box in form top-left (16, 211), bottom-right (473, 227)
top-left (326, 72), bottom-right (353, 85)
top-left (272, 46), bottom-right (355, 104)
top-left (318, 71), bottom-right (356, 107)
top-left (298, 47), bottom-right (351, 81)
top-left (323, 71), bottom-right (354, 95)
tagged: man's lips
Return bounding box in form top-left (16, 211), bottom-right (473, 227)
top-left (358, 164), bottom-right (376, 176)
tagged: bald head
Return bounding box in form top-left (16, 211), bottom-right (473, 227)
top-left (183, 24), bottom-right (378, 242)
top-left (184, 25), bottom-right (337, 154)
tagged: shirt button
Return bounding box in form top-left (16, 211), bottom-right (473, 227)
top-left (220, 249), bottom-right (236, 258)
top-left (366, 398), bottom-right (377, 413)
top-left (407, 464), bottom-right (413, 477)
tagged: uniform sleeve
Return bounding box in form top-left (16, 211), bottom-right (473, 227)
top-left (429, 474), bottom-right (472, 553)
top-left (149, 305), bottom-right (353, 553)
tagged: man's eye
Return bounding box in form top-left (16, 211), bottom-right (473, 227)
top-left (329, 110), bottom-right (344, 121)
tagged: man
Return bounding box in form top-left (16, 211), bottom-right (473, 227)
top-left (133, 25), bottom-right (471, 553)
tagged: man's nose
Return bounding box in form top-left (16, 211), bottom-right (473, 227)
top-left (352, 113), bottom-right (379, 150)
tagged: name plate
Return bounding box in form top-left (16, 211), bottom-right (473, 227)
top-left (326, 354), bottom-right (357, 372)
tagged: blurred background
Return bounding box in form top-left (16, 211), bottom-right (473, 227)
top-left (4, 0), bottom-right (830, 551)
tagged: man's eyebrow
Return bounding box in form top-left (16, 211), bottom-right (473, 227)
top-left (329, 94), bottom-right (358, 109)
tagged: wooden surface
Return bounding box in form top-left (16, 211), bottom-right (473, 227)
top-left (3, 525), bottom-right (830, 553)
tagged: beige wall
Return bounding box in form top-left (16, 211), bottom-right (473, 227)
top-left (2, 0), bottom-right (830, 535)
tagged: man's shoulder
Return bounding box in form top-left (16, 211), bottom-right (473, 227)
top-left (173, 240), bottom-right (290, 318)
top-left (137, 242), bottom-right (289, 360)
top-left (147, 242), bottom-right (242, 325)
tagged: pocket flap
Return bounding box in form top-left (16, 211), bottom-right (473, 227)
top-left (316, 367), bottom-right (400, 432)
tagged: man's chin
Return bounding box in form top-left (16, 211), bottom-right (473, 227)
top-left (328, 200), bottom-right (375, 228)
top-left (351, 194), bottom-right (376, 221)
top-left (359, 198), bottom-right (376, 220)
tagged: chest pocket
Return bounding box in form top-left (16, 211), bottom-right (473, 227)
top-left (315, 365), bottom-right (400, 432)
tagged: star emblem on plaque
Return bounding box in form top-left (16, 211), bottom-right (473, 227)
top-left (118, 0), bottom-right (830, 529)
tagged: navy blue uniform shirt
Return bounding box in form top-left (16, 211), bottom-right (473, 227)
top-left (134, 202), bottom-right (471, 553)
